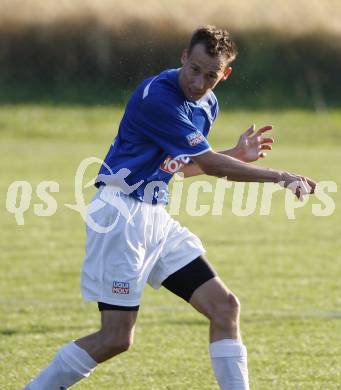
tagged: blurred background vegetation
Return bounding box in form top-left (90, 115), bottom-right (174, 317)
top-left (0, 0), bottom-right (340, 107)
top-left (1, 4), bottom-right (340, 388)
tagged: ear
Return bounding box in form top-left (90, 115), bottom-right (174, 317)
top-left (181, 49), bottom-right (189, 65)
top-left (222, 66), bottom-right (232, 81)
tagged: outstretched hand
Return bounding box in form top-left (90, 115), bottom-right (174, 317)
top-left (279, 171), bottom-right (316, 201)
top-left (235, 124), bottom-right (274, 163)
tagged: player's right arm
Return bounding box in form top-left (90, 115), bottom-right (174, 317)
top-left (191, 150), bottom-right (316, 199)
top-left (179, 124), bottom-right (274, 178)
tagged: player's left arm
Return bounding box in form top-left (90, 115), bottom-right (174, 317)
top-left (179, 124), bottom-right (274, 178)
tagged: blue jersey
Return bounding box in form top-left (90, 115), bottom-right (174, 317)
top-left (96, 68), bottom-right (219, 204)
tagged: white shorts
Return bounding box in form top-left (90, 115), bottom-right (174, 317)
top-left (81, 186), bottom-right (205, 307)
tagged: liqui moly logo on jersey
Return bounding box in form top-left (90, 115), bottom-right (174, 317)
top-left (160, 156), bottom-right (187, 174)
top-left (112, 281), bottom-right (130, 294)
top-left (186, 131), bottom-right (206, 146)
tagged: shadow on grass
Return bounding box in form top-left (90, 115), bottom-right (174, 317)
top-left (0, 323), bottom-right (89, 337)
top-left (141, 318), bottom-right (208, 327)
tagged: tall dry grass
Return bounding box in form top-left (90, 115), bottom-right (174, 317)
top-left (1, 0), bottom-right (341, 36)
top-left (0, 0), bottom-right (340, 105)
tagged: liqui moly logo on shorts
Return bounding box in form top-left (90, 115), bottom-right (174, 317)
top-left (160, 155), bottom-right (190, 174)
top-left (112, 281), bottom-right (130, 294)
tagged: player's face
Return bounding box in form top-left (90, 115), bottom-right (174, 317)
top-left (179, 43), bottom-right (232, 101)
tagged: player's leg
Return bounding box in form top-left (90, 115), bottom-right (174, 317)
top-left (76, 304), bottom-right (138, 363)
top-left (162, 257), bottom-right (249, 390)
top-left (24, 306), bottom-right (138, 389)
top-left (24, 190), bottom-right (156, 389)
top-left (189, 276), bottom-right (241, 341)
top-left (189, 276), bottom-right (249, 390)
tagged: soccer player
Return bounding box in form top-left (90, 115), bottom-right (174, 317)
top-left (24, 25), bottom-right (315, 389)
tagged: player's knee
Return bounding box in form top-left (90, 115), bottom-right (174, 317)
top-left (210, 292), bottom-right (240, 325)
top-left (227, 292), bottom-right (241, 312)
top-left (100, 331), bottom-right (133, 356)
top-left (104, 336), bottom-right (132, 356)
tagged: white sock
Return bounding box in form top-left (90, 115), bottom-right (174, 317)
top-left (209, 339), bottom-right (249, 390)
top-left (24, 342), bottom-right (97, 389)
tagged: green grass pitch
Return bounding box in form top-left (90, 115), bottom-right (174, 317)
top-left (0, 105), bottom-right (340, 389)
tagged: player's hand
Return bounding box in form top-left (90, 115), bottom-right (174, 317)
top-left (279, 171), bottom-right (316, 201)
top-left (235, 124), bottom-right (274, 163)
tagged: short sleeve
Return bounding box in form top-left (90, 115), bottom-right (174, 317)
top-left (138, 94), bottom-right (211, 159)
